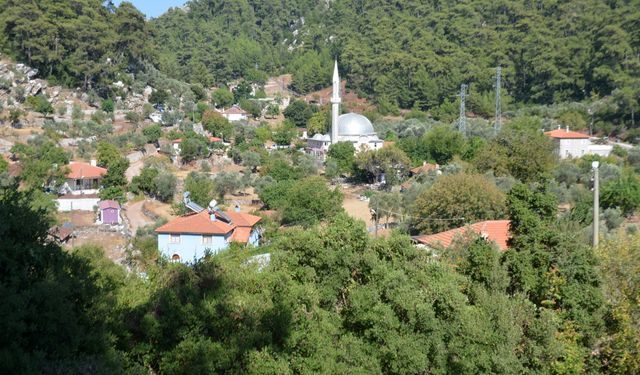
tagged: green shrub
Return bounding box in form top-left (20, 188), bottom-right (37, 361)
top-left (101, 99), bottom-right (115, 113)
top-left (26, 95), bottom-right (53, 115)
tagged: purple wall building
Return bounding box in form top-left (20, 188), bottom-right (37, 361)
top-left (98, 200), bottom-right (121, 225)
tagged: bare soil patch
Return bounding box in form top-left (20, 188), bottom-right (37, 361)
top-left (144, 200), bottom-right (176, 221)
top-left (57, 211), bottom-right (95, 227)
top-left (64, 229), bottom-right (127, 261)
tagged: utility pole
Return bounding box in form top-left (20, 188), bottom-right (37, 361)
top-left (374, 199), bottom-right (379, 237)
top-left (458, 84), bottom-right (467, 134)
top-left (592, 161), bottom-right (600, 248)
top-left (588, 106), bottom-right (594, 136)
top-left (495, 66), bottom-right (502, 135)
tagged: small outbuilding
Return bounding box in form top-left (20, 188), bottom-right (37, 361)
top-left (98, 200), bottom-right (121, 225)
top-left (48, 225), bottom-right (73, 244)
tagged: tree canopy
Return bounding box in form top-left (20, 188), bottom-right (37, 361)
top-left (413, 173), bottom-right (507, 234)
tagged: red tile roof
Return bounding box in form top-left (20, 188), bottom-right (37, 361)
top-left (410, 163), bottom-right (439, 175)
top-left (48, 226), bottom-right (73, 242)
top-left (221, 106), bottom-right (247, 115)
top-left (155, 210), bottom-right (261, 242)
top-left (413, 220), bottom-right (511, 251)
top-left (67, 162), bottom-right (107, 179)
top-left (544, 128), bottom-right (590, 139)
top-left (156, 211), bottom-right (235, 235)
top-left (98, 200), bottom-right (120, 210)
top-left (224, 211), bottom-right (261, 227)
top-left (230, 227), bottom-right (252, 243)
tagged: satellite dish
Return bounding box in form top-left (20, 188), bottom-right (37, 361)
top-left (208, 199), bottom-right (217, 210)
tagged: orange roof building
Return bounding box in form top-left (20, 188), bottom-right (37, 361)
top-left (220, 105), bottom-right (249, 122)
top-left (412, 220), bottom-right (511, 252)
top-left (544, 128), bottom-right (590, 139)
top-left (61, 161), bottom-right (108, 195)
top-left (544, 126), bottom-right (592, 159)
top-left (410, 162), bottom-right (440, 176)
top-left (155, 209), bottom-right (262, 262)
top-left (66, 161), bottom-right (107, 179)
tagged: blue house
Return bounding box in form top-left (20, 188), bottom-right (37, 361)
top-left (155, 208), bottom-right (261, 262)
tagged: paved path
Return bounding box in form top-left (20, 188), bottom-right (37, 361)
top-left (123, 200), bottom-right (154, 236)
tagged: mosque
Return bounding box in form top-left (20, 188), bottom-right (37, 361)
top-left (306, 61), bottom-right (383, 156)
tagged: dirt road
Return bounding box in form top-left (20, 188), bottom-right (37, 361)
top-left (126, 159), bottom-right (144, 183)
top-left (124, 200), bottom-right (154, 236)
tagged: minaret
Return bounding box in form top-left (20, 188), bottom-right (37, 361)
top-left (330, 60), bottom-right (341, 144)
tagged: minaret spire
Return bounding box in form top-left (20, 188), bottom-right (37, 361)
top-left (330, 59), bottom-right (341, 144)
top-left (332, 60), bottom-right (340, 99)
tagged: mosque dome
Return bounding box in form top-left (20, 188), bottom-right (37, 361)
top-left (337, 113), bottom-right (375, 136)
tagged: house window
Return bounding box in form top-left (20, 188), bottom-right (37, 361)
top-left (202, 235), bottom-right (213, 245)
top-left (170, 234), bottom-right (181, 244)
top-left (171, 254), bottom-right (181, 261)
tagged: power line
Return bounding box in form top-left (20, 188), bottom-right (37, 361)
top-left (371, 206), bottom-right (464, 222)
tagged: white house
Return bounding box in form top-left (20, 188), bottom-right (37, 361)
top-left (59, 161), bottom-right (107, 195)
top-left (307, 133), bottom-right (332, 155)
top-left (56, 161), bottom-right (107, 212)
top-left (306, 61), bottom-right (384, 157)
top-left (220, 106), bottom-right (249, 122)
top-left (544, 126), bottom-right (612, 159)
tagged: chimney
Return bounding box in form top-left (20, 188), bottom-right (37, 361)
top-left (90, 159), bottom-right (97, 166)
top-left (423, 161), bottom-right (427, 166)
top-left (235, 204), bottom-right (241, 213)
top-left (210, 211), bottom-right (216, 221)
top-left (566, 125), bottom-right (569, 132)
top-left (557, 125), bottom-right (561, 130)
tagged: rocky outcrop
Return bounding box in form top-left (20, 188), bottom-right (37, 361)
top-left (23, 79), bottom-right (48, 96)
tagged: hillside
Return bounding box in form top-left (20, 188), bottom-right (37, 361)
top-left (151, 0), bottom-right (640, 113)
top-left (2, 1), bottom-right (638, 113)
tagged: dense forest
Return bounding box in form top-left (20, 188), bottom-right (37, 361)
top-left (1, 0), bottom-right (639, 117)
top-left (151, 0), bottom-right (640, 106)
top-left (0, 0), bottom-right (153, 92)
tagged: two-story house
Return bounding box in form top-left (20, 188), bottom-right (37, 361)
top-left (544, 126), bottom-right (612, 159)
top-left (155, 207), bottom-right (261, 262)
top-left (544, 127), bottom-right (591, 158)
